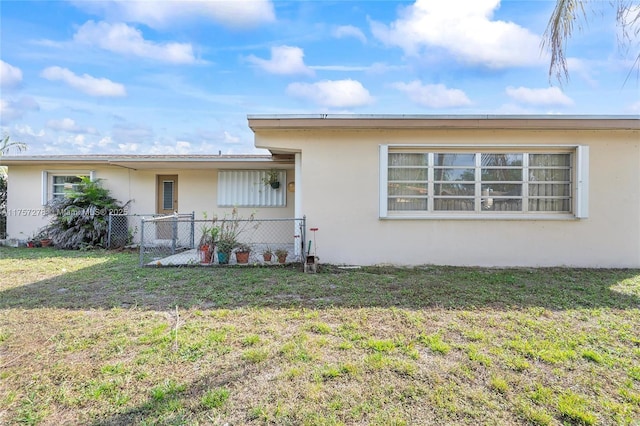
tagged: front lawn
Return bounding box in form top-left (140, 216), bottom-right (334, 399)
top-left (1, 247), bottom-right (639, 425)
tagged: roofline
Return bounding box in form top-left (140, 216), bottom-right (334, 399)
top-left (0, 155), bottom-right (278, 166)
top-left (248, 114), bottom-right (640, 131)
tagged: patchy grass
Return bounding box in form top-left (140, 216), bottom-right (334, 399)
top-left (1, 247), bottom-right (640, 425)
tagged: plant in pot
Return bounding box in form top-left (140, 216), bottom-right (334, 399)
top-left (34, 228), bottom-right (52, 247)
top-left (198, 213), bottom-right (219, 264)
top-left (261, 169), bottom-right (280, 189)
top-left (235, 243), bottom-right (251, 264)
top-left (216, 238), bottom-right (235, 265)
top-left (262, 247), bottom-right (273, 262)
top-left (275, 248), bottom-right (288, 264)
top-left (216, 208), bottom-right (258, 265)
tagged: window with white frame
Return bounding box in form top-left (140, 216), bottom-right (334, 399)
top-left (52, 176), bottom-right (84, 199)
top-left (379, 146), bottom-right (588, 219)
top-left (41, 171), bottom-right (94, 205)
top-left (217, 170), bottom-right (286, 207)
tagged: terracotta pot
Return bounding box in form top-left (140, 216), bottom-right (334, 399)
top-left (236, 251), bottom-right (250, 264)
top-left (200, 245), bottom-right (212, 264)
top-left (277, 254), bottom-right (287, 264)
top-left (263, 253), bottom-right (272, 262)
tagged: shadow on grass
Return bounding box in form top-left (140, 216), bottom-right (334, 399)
top-left (1, 247), bottom-right (639, 311)
top-left (90, 362), bottom-right (255, 426)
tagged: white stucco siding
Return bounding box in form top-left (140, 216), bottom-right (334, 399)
top-left (5, 165), bottom-right (295, 241)
top-left (6, 166), bottom-right (133, 240)
top-left (256, 128), bottom-right (640, 267)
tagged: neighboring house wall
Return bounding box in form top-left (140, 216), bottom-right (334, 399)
top-left (255, 127), bottom-right (640, 267)
top-left (6, 164), bottom-right (295, 241)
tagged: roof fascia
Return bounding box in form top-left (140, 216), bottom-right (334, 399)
top-left (248, 114), bottom-right (640, 131)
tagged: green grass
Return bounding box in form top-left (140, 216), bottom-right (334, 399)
top-left (1, 247), bottom-right (640, 425)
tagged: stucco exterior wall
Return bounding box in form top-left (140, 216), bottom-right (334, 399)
top-left (5, 165), bottom-right (295, 241)
top-left (255, 128), bottom-right (640, 267)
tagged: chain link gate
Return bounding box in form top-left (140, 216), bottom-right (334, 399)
top-left (107, 212), bottom-right (194, 249)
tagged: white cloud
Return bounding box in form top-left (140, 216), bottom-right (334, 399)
top-left (505, 86), bottom-right (574, 106)
top-left (0, 97), bottom-right (40, 123)
top-left (627, 100), bottom-right (640, 113)
top-left (74, 21), bottom-right (197, 64)
top-left (0, 60), bottom-right (23, 89)
top-left (333, 25), bottom-right (367, 43)
top-left (223, 131), bottom-right (240, 144)
top-left (46, 118), bottom-right (98, 135)
top-left (41, 66), bottom-right (127, 97)
top-left (13, 124), bottom-right (45, 138)
top-left (97, 136), bottom-right (113, 147)
top-left (370, 0), bottom-right (543, 68)
top-left (246, 46), bottom-right (314, 76)
top-left (71, 0), bottom-right (275, 29)
top-left (566, 57), bottom-right (598, 87)
top-left (392, 81), bottom-right (472, 108)
top-left (286, 79), bottom-right (374, 108)
top-left (117, 143), bottom-right (140, 153)
top-left (176, 141), bottom-right (191, 154)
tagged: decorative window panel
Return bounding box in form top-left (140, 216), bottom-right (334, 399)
top-left (217, 170), bottom-right (286, 207)
top-left (380, 146), bottom-right (588, 219)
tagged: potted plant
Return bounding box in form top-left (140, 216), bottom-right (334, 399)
top-left (34, 228), bottom-right (52, 247)
top-left (262, 247), bottom-right (273, 262)
top-left (261, 169), bottom-right (280, 189)
top-left (216, 208), bottom-right (258, 265)
top-left (198, 214), bottom-right (219, 264)
top-left (275, 248), bottom-right (288, 264)
top-left (235, 243), bottom-right (251, 264)
top-left (216, 239), bottom-right (234, 264)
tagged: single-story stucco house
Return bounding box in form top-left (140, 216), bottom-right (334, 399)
top-left (2, 115), bottom-right (639, 267)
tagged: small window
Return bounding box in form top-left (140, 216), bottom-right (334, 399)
top-left (41, 171), bottom-right (94, 205)
top-left (52, 176), bottom-right (84, 199)
top-left (218, 170), bottom-right (286, 207)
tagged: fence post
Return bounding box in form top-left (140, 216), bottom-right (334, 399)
top-left (171, 214), bottom-right (177, 255)
top-left (301, 216), bottom-right (306, 259)
top-left (139, 218), bottom-right (145, 266)
top-left (107, 213), bottom-right (112, 249)
top-left (190, 211), bottom-right (195, 249)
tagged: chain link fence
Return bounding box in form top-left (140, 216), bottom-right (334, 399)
top-left (107, 212), bottom-right (194, 249)
top-left (139, 215), bottom-right (306, 267)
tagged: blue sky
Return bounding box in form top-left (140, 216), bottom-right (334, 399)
top-left (1, 0), bottom-right (638, 155)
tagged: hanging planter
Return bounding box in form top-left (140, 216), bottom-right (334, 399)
top-left (262, 169), bottom-right (280, 190)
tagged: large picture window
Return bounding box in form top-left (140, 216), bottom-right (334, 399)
top-left (380, 146), bottom-right (588, 219)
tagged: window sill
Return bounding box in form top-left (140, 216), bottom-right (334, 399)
top-left (380, 213), bottom-right (580, 221)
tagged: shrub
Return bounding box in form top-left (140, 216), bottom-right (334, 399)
top-left (45, 177), bottom-right (129, 249)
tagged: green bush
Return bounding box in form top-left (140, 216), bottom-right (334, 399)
top-left (45, 177), bottom-right (129, 249)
